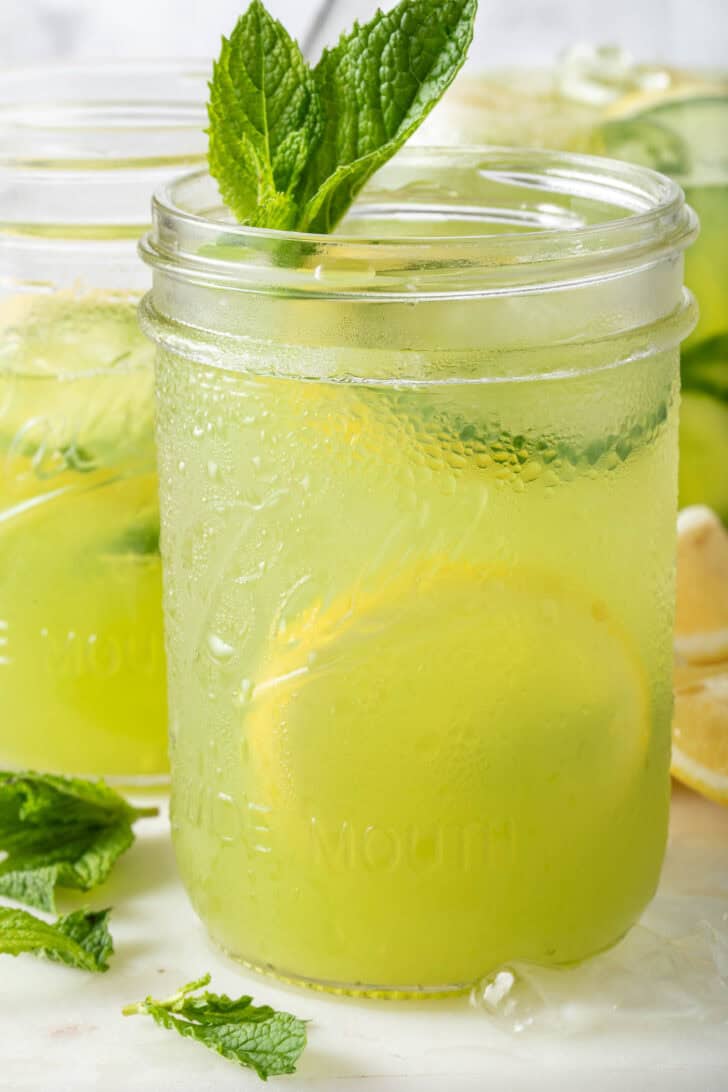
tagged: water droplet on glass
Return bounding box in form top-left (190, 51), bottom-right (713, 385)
top-left (234, 678), bottom-right (253, 707)
top-left (206, 633), bottom-right (235, 663)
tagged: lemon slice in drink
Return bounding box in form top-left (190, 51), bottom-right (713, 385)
top-left (673, 506), bottom-right (728, 804)
top-left (244, 561), bottom-right (650, 816)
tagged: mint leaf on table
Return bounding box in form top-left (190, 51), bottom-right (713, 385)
top-left (0, 906), bottom-right (113, 972)
top-left (0, 772), bottom-right (157, 913)
top-left (123, 974), bottom-right (307, 1080)
top-left (207, 0), bottom-right (477, 233)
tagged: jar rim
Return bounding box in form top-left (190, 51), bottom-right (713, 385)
top-left (140, 146), bottom-right (698, 300)
top-left (0, 61), bottom-right (209, 238)
top-left (0, 60), bottom-right (209, 171)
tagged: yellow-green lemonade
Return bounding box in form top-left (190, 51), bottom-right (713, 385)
top-left (418, 48), bottom-right (728, 520)
top-left (0, 292), bottom-right (167, 776)
top-left (146, 148), bottom-right (696, 993)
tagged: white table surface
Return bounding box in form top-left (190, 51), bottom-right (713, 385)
top-left (2, 784), bottom-right (727, 1092)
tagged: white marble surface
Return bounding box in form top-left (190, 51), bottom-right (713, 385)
top-left (0, 0), bottom-right (725, 70)
top-left (2, 785), bottom-right (727, 1091)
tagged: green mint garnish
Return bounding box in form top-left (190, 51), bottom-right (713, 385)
top-left (123, 974), bottom-right (307, 1080)
top-left (0, 772), bottom-right (158, 913)
top-left (0, 906), bottom-right (113, 972)
top-left (208, 0), bottom-right (477, 232)
top-left (110, 517), bottom-right (161, 556)
top-left (60, 443), bottom-right (97, 474)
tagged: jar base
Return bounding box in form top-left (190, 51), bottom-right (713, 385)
top-left (216, 945), bottom-right (472, 1000)
top-left (208, 924), bottom-right (638, 1000)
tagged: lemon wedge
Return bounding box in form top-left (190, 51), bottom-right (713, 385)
top-left (244, 560), bottom-right (650, 817)
top-left (672, 506), bottom-right (728, 804)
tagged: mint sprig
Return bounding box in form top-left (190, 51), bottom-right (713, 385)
top-left (207, 0), bottom-right (477, 232)
top-left (0, 771), bottom-right (158, 912)
top-left (0, 906), bottom-right (113, 972)
top-left (123, 974), bottom-right (307, 1080)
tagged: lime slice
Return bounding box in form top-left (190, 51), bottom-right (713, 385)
top-left (244, 560), bottom-right (650, 818)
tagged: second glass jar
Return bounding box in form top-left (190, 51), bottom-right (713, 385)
top-left (0, 63), bottom-right (207, 781)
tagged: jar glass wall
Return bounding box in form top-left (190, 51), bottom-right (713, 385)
top-left (142, 148), bottom-right (697, 993)
top-left (0, 63), bottom-right (207, 781)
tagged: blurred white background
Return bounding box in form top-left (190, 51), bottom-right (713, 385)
top-left (0, 0), bottom-right (725, 70)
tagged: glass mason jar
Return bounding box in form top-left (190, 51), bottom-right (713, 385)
top-left (0, 63), bottom-right (207, 781)
top-left (141, 148), bottom-right (696, 994)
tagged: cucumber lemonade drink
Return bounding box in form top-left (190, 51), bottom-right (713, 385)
top-left (144, 147), bottom-right (697, 991)
top-left (0, 64), bottom-right (206, 779)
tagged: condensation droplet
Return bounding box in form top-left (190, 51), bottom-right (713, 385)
top-left (234, 678), bottom-right (253, 707)
top-left (206, 633), bottom-right (235, 663)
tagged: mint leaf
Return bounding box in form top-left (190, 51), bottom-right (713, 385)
top-left (61, 443), bottom-right (97, 473)
top-left (0, 906), bottom-right (113, 972)
top-left (0, 772), bottom-right (157, 912)
top-left (123, 974), bottom-right (307, 1080)
top-left (298, 0), bottom-right (478, 232)
top-left (207, 0), bottom-right (477, 233)
top-left (207, 0), bottom-right (322, 228)
top-left (109, 516), bottom-right (161, 556)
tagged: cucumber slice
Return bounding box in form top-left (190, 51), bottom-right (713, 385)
top-left (599, 114), bottom-right (688, 176)
top-left (597, 93), bottom-right (728, 184)
top-left (682, 335), bottom-right (728, 402)
top-left (679, 390), bottom-right (728, 522)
